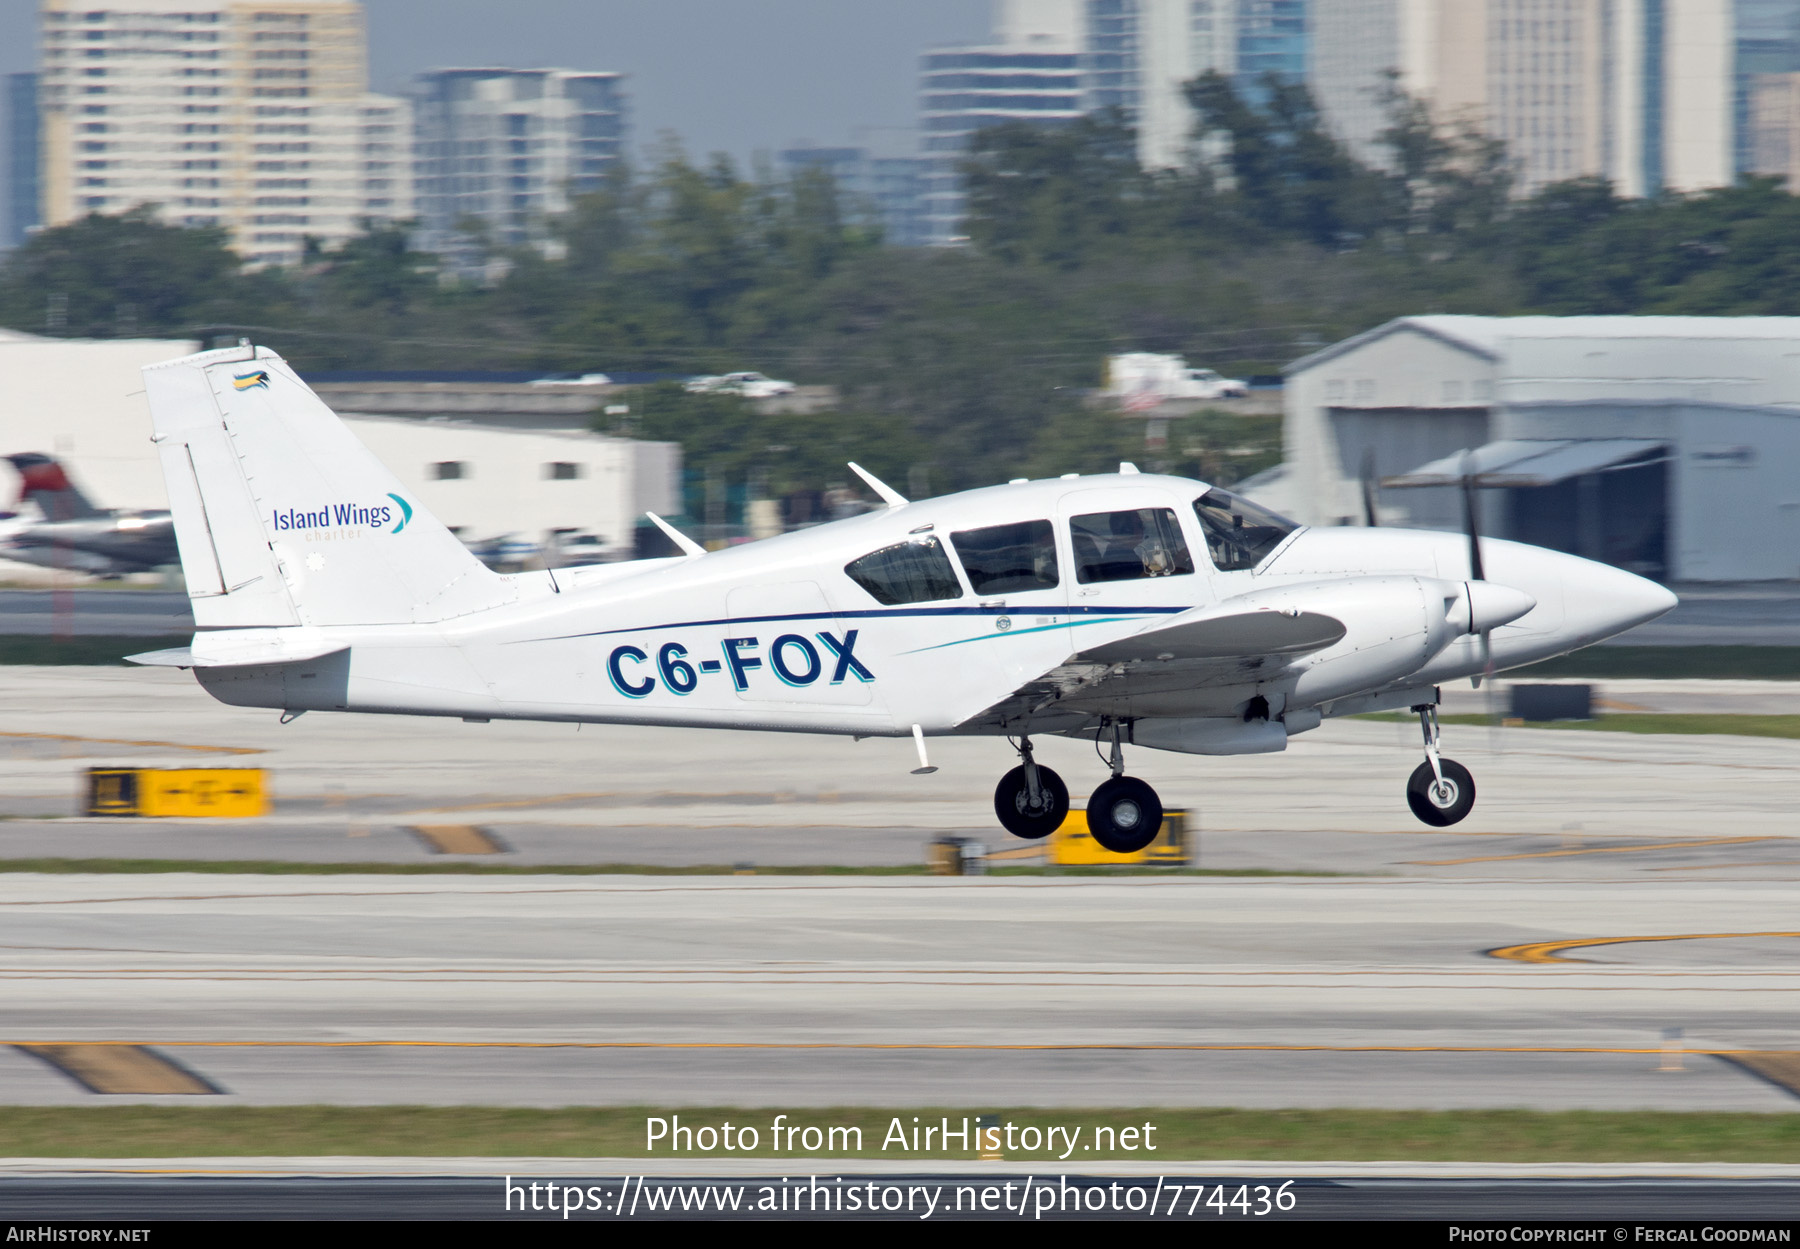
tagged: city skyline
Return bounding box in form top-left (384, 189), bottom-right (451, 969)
top-left (0, 0), bottom-right (993, 162)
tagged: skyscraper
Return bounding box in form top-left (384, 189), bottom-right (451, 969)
top-left (1307, 0), bottom-right (1734, 197)
top-left (1079, 1), bottom-right (1311, 170)
top-left (919, 0), bottom-right (1085, 244)
top-left (410, 68), bottom-right (627, 264)
top-left (6, 73), bottom-right (40, 248)
top-left (35, 0), bottom-right (412, 267)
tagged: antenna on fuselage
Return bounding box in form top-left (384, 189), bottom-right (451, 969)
top-left (646, 512), bottom-right (705, 558)
top-left (847, 462), bottom-right (907, 507)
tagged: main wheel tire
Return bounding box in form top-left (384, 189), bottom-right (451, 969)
top-left (1086, 776), bottom-right (1163, 853)
top-left (1406, 758), bottom-right (1476, 826)
top-left (994, 764), bottom-right (1069, 839)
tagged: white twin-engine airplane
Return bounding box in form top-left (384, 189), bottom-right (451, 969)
top-left (131, 345), bottom-right (1677, 851)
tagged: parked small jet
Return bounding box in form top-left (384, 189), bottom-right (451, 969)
top-left (1, 453), bottom-right (178, 578)
top-left (130, 346), bottom-right (1676, 848)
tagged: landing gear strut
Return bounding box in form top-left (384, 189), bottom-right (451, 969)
top-left (1085, 721), bottom-right (1164, 854)
top-left (1406, 702), bottom-right (1475, 826)
top-left (994, 736), bottom-right (1069, 839)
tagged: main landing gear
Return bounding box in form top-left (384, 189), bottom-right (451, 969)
top-left (994, 725), bottom-right (1165, 854)
top-left (1406, 702), bottom-right (1476, 826)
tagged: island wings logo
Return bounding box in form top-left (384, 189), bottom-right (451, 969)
top-left (272, 493), bottom-right (413, 534)
top-left (232, 370), bottom-right (271, 391)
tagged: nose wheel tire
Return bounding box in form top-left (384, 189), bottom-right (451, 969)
top-left (994, 764), bottom-right (1069, 839)
top-left (1086, 776), bottom-right (1164, 854)
top-left (1406, 759), bottom-right (1476, 827)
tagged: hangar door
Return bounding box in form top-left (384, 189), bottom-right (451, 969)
top-left (1329, 407), bottom-right (1490, 529)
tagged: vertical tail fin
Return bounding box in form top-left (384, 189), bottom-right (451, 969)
top-left (5, 453), bottom-right (103, 521)
top-left (142, 345), bottom-right (515, 628)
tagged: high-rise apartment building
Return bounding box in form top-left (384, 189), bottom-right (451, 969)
top-left (781, 131), bottom-right (928, 248)
top-left (919, 1), bottom-right (1085, 244)
top-left (1080, 1), bottom-right (1311, 170)
top-left (6, 73), bottom-right (40, 248)
top-left (410, 68), bottom-right (626, 263)
top-left (35, 0), bottom-right (411, 267)
top-left (1739, 0), bottom-right (1800, 184)
top-left (1309, 0), bottom-right (1733, 197)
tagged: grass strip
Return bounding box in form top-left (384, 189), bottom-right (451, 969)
top-left (0, 636), bottom-right (188, 666)
top-left (1512, 646), bottom-right (1800, 681)
top-left (1, 1105), bottom-right (1797, 1162)
top-left (1354, 713), bottom-right (1800, 740)
top-left (0, 858), bottom-right (1329, 878)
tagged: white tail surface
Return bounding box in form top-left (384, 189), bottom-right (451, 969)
top-left (143, 345), bottom-right (514, 628)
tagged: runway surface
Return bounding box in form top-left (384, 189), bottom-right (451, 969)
top-left (1, 873), bottom-right (1798, 1110)
top-left (0, 667), bottom-right (1797, 1115)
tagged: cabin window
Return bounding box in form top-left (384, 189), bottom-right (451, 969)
top-left (545, 461), bottom-right (583, 480)
top-left (844, 536), bottom-right (963, 606)
top-left (1070, 508), bottom-right (1194, 583)
top-left (433, 461), bottom-right (466, 480)
top-left (951, 520), bottom-right (1058, 595)
top-left (1192, 488), bottom-right (1299, 571)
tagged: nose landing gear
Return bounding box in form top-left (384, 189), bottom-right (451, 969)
top-left (1406, 702), bottom-right (1476, 826)
top-left (994, 735), bottom-right (1069, 839)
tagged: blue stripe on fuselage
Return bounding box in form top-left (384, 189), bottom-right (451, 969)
top-left (521, 603), bottom-right (1184, 645)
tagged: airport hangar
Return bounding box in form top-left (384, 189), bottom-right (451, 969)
top-left (1273, 316), bottom-right (1800, 583)
top-left (0, 330), bottom-right (680, 574)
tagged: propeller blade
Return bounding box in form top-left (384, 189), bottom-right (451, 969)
top-left (1360, 449), bottom-right (1379, 527)
top-left (1460, 452), bottom-right (1485, 582)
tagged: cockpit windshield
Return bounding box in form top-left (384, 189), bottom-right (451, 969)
top-left (1192, 488), bottom-right (1300, 571)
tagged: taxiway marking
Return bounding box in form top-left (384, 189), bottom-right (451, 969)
top-left (0, 731), bottom-right (262, 756)
top-left (1488, 932), bottom-right (1800, 965)
top-left (1410, 836), bottom-right (1775, 866)
top-left (16, 1043), bottom-right (218, 1094)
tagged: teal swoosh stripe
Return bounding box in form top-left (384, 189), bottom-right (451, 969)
top-left (900, 616), bottom-right (1134, 655)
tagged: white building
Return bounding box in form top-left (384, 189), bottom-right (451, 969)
top-left (0, 333), bottom-right (680, 572)
top-left (410, 67), bottom-right (627, 264)
top-left (1281, 316), bottom-right (1800, 583)
top-left (1309, 0), bottom-right (1733, 196)
top-left (35, 0), bottom-right (412, 267)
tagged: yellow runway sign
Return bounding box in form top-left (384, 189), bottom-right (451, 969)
top-left (86, 768), bottom-right (268, 818)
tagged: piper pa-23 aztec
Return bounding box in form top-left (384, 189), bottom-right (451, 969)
top-left (131, 345), bottom-right (1677, 851)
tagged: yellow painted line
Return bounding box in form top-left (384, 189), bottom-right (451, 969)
top-left (3, 1040), bottom-right (1755, 1056)
top-left (0, 731), bottom-right (261, 756)
top-left (409, 825), bottom-right (506, 855)
top-left (1489, 932), bottom-right (1800, 965)
top-left (985, 844), bottom-right (1048, 862)
top-left (17, 1043), bottom-right (217, 1094)
top-left (1410, 836), bottom-right (1775, 866)
top-left (1721, 1052), bottom-right (1800, 1098)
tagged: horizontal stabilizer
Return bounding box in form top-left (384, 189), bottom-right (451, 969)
top-left (128, 631), bottom-right (346, 669)
top-left (1075, 607), bottom-right (1346, 665)
top-left (125, 647), bottom-right (195, 668)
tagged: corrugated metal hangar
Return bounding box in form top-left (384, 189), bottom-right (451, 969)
top-left (1280, 316), bottom-right (1800, 582)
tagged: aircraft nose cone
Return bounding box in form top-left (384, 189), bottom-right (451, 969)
top-left (1571, 560), bottom-right (1678, 641)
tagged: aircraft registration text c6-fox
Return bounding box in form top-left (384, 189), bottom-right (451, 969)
top-left (127, 345), bottom-right (1677, 852)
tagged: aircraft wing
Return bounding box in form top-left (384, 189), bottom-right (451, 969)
top-left (952, 601), bottom-right (1346, 731)
top-left (1071, 605), bottom-right (1345, 664)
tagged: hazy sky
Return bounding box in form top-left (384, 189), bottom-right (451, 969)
top-left (0, 0), bottom-right (995, 158)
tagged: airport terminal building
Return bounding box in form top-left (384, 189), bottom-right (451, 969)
top-left (1279, 316), bottom-right (1800, 583)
